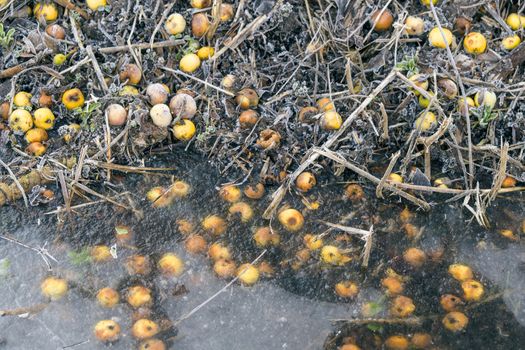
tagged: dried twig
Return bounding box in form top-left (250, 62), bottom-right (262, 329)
top-left (321, 221), bottom-right (374, 267)
top-left (315, 147), bottom-right (431, 210)
top-left (0, 235), bottom-right (57, 271)
top-left (0, 158), bottom-right (28, 208)
top-left (429, 2), bottom-right (474, 188)
top-left (263, 70), bottom-right (398, 219)
top-left (376, 151), bottom-right (400, 199)
top-left (211, 1), bottom-right (283, 62)
top-left (173, 249), bottom-right (267, 327)
top-left (98, 39), bottom-right (184, 54)
top-left (162, 66), bottom-right (235, 96)
top-left (53, 0), bottom-right (89, 20)
top-left (330, 317), bottom-right (423, 326)
top-left (149, 2), bottom-right (175, 47)
top-left (85, 45), bottom-right (109, 93)
top-left (485, 142), bottom-right (509, 205)
top-left (0, 303), bottom-right (49, 317)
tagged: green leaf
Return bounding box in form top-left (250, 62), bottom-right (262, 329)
top-left (366, 323), bottom-right (383, 332)
top-left (0, 258), bottom-right (11, 277)
top-left (115, 226), bottom-right (129, 236)
top-left (366, 301), bottom-right (384, 316)
top-left (395, 55), bottom-right (419, 76)
top-left (68, 248), bottom-right (92, 266)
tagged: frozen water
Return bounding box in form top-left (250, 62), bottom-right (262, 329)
top-left (459, 243), bottom-right (525, 327)
top-left (0, 227), bottom-right (359, 350)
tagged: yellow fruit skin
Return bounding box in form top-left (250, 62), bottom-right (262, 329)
top-left (254, 227), bottom-right (281, 247)
top-left (145, 187), bottom-right (160, 202)
top-left (62, 88), bottom-right (85, 110)
top-left (165, 13), bottom-right (186, 35)
top-left (335, 281), bottom-right (359, 298)
top-left (91, 245), bottom-right (112, 262)
top-left (13, 92), bottom-right (32, 108)
top-left (119, 64), bottom-right (142, 85)
top-left (94, 320), bottom-right (121, 342)
top-left (443, 311), bottom-right (469, 332)
top-left (506, 13), bottom-right (525, 30)
top-left (370, 9), bottom-right (393, 32)
top-left (132, 319), bottom-right (159, 340)
top-left (385, 335), bottom-right (410, 350)
top-left (388, 173), bottom-right (403, 183)
top-left (408, 74), bottom-right (429, 96)
top-left (96, 287), bottom-right (120, 308)
top-left (33, 107), bottom-right (55, 130)
top-left (25, 128), bottom-right (49, 143)
top-left (317, 98), bottom-right (335, 112)
top-left (236, 89), bottom-right (259, 109)
top-left (229, 202), bottom-right (253, 222)
top-left (180, 53), bottom-right (201, 73)
top-left (461, 279), bottom-right (484, 301)
top-left (158, 253), bottom-right (184, 276)
top-left (86, 0), bottom-right (107, 11)
top-left (170, 180), bottom-right (190, 197)
top-left (448, 264), bottom-right (473, 281)
top-left (502, 35), bottom-right (521, 50)
top-left (304, 234), bottom-right (323, 250)
top-left (463, 32), bottom-right (487, 54)
top-left (197, 46), bottom-right (215, 60)
top-left (202, 216), bottom-right (227, 236)
top-left (320, 245), bottom-right (342, 265)
top-left (237, 263), bottom-right (259, 286)
top-left (278, 208), bottom-right (304, 232)
top-left (53, 54), bottom-right (66, 66)
top-left (474, 90), bottom-right (496, 109)
top-left (404, 16), bottom-right (424, 36)
top-left (9, 109), bottom-right (33, 132)
top-left (34, 3), bottom-right (58, 22)
top-left (41, 277), bottom-right (68, 300)
top-left (458, 97), bottom-right (475, 114)
top-left (208, 243), bottom-right (231, 261)
top-left (172, 120), bottom-right (196, 141)
top-left (190, 0), bottom-right (211, 9)
top-left (418, 91), bottom-right (434, 108)
top-left (139, 339), bottom-right (166, 350)
top-left (219, 185), bottom-right (241, 202)
top-left (428, 27), bottom-right (453, 48)
top-left (27, 142), bottom-right (47, 156)
top-left (390, 295), bottom-right (416, 317)
top-left (420, 0), bottom-right (438, 6)
top-left (320, 111), bottom-right (342, 130)
top-left (127, 286), bottom-right (152, 308)
top-left (120, 85), bottom-right (139, 96)
top-left (414, 111), bottom-right (436, 132)
top-left (296, 172), bottom-right (316, 192)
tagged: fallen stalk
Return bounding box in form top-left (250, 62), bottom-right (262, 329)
top-left (263, 70), bottom-right (399, 219)
top-left (52, 0), bottom-right (89, 20)
top-left (98, 39), bottom-right (184, 54)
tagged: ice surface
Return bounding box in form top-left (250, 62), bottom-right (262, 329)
top-left (0, 228), bottom-right (359, 350)
top-left (459, 243), bottom-right (525, 327)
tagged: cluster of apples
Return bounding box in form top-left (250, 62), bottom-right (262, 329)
top-left (370, 1), bottom-right (522, 53)
top-left (2, 85), bottom-right (87, 152)
top-left (164, 0), bottom-right (235, 73)
top-left (40, 235), bottom-right (185, 348)
top-left (90, 251), bottom-right (183, 346)
top-left (1, 88), bottom-right (84, 156)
